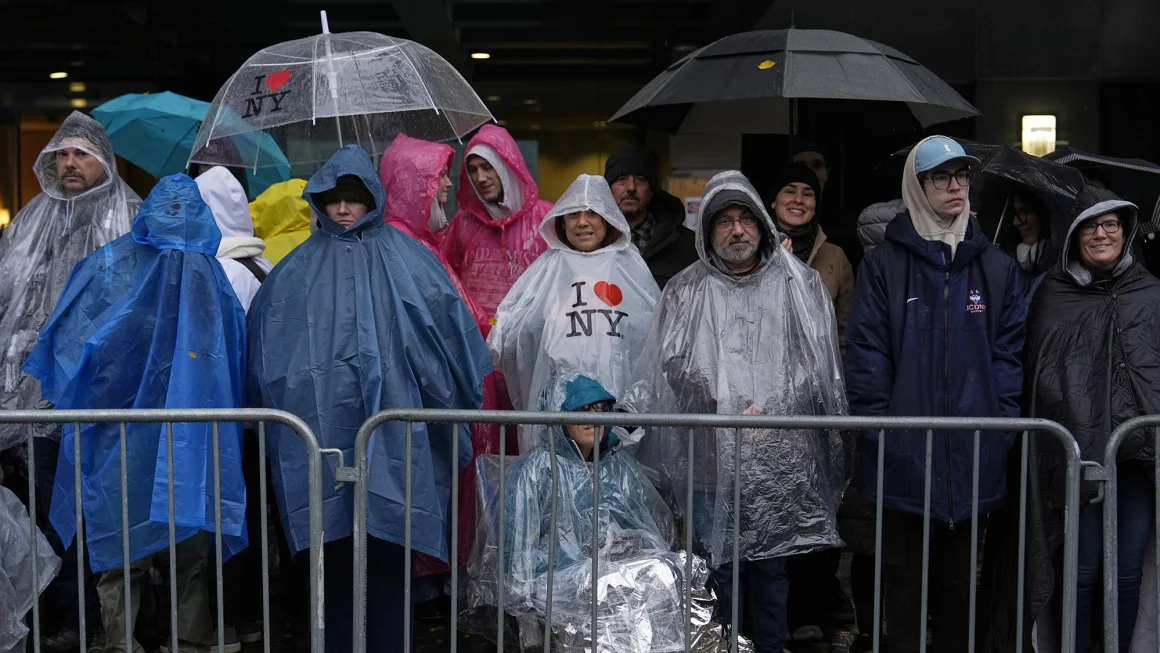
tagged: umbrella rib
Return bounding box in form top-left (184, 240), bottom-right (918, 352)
top-left (396, 45), bottom-right (441, 116)
top-left (1055, 153), bottom-right (1160, 174)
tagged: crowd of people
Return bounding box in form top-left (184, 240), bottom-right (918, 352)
top-left (0, 112), bottom-right (1156, 653)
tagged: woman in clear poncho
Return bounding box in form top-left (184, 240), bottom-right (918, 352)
top-left (465, 374), bottom-right (693, 652)
top-left (487, 175), bottom-right (661, 454)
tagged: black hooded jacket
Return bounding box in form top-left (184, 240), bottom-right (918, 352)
top-left (637, 189), bottom-right (699, 289)
top-left (982, 188), bottom-right (1159, 651)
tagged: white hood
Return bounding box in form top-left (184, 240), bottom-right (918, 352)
top-left (902, 137), bottom-right (971, 259)
top-left (466, 143), bottom-right (526, 221)
top-left (538, 174), bottom-right (632, 253)
top-left (195, 166), bottom-right (270, 262)
top-left (195, 166), bottom-right (272, 314)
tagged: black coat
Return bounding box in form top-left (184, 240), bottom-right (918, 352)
top-left (638, 190), bottom-right (698, 289)
top-left (982, 194), bottom-right (1160, 651)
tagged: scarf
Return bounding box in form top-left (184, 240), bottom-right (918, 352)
top-left (781, 220), bottom-right (819, 264)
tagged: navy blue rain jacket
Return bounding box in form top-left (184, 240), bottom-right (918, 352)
top-left (845, 213), bottom-right (1026, 523)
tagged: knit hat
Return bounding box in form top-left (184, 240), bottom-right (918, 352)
top-left (603, 146), bottom-right (657, 186)
top-left (312, 174), bottom-right (376, 211)
top-left (766, 163), bottom-right (821, 207)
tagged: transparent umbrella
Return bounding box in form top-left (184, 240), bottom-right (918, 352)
top-left (189, 12), bottom-right (493, 170)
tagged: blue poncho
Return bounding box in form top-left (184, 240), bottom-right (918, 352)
top-left (247, 145), bottom-right (490, 559)
top-left (24, 174), bottom-right (249, 573)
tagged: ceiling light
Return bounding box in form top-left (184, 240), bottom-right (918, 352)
top-left (69, 82), bottom-right (86, 93)
top-left (471, 52), bottom-right (491, 60)
top-left (496, 119), bottom-right (508, 126)
top-left (522, 99), bottom-right (538, 106)
top-left (529, 123), bottom-right (541, 131)
top-left (49, 71), bottom-right (68, 80)
top-left (486, 95), bottom-right (501, 102)
top-left (69, 98), bottom-right (87, 109)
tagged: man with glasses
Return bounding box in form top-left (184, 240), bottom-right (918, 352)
top-left (844, 136), bottom-right (1026, 653)
top-left (628, 171), bottom-right (848, 653)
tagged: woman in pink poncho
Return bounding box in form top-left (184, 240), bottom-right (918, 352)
top-left (379, 133), bottom-right (507, 578)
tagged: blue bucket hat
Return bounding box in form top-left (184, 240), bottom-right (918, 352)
top-left (914, 136), bottom-right (980, 174)
top-left (561, 376), bottom-right (616, 412)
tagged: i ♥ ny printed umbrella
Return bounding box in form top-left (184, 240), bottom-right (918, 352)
top-left (190, 17), bottom-right (493, 170)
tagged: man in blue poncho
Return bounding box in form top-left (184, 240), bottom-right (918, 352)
top-left (247, 145), bottom-right (490, 653)
top-left (23, 174), bottom-right (249, 653)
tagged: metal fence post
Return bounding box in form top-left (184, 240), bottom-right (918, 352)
top-left (0, 409), bottom-right (325, 653)
top-left (347, 410), bottom-right (1083, 653)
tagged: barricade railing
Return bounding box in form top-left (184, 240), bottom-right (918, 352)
top-left (349, 410), bottom-right (1083, 653)
top-left (1099, 416), bottom-right (1160, 653)
top-left (0, 409), bottom-right (325, 653)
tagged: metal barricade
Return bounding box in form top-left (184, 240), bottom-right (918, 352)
top-left (348, 410), bottom-right (1083, 653)
top-left (1099, 415), bottom-right (1160, 653)
top-left (0, 408), bottom-right (325, 653)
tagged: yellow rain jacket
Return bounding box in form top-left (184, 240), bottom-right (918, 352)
top-left (249, 179), bottom-right (311, 265)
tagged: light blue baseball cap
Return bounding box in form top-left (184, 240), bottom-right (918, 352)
top-left (913, 136), bottom-right (980, 174)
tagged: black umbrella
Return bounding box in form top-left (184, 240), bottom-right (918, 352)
top-left (1044, 147), bottom-right (1160, 234)
top-left (609, 29), bottom-right (979, 134)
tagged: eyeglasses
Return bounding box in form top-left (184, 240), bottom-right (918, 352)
top-left (922, 169), bottom-right (973, 190)
top-left (713, 215), bottom-right (759, 231)
top-left (577, 401), bottom-right (613, 413)
top-left (1079, 219), bottom-right (1122, 235)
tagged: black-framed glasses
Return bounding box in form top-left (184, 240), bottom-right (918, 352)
top-left (1080, 219), bottom-right (1122, 235)
top-left (713, 215), bottom-right (759, 231)
top-left (922, 169), bottom-right (973, 190)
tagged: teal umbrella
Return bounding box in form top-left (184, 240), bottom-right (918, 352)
top-left (92, 91), bottom-right (290, 197)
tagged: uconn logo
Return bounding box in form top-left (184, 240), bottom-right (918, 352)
top-left (966, 289), bottom-right (986, 314)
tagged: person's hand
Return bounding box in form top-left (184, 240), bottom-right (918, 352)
top-left (743, 404), bottom-right (760, 416)
top-left (780, 238), bottom-right (793, 252)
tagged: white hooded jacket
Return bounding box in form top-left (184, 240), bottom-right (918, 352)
top-left (195, 166), bottom-right (273, 312)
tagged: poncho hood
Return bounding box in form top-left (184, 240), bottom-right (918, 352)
top-left (380, 133), bottom-right (455, 246)
top-left (249, 179), bottom-right (311, 265)
top-left (302, 144), bottom-right (386, 237)
top-left (456, 125), bottom-right (541, 229)
top-left (35, 112), bottom-right (118, 202)
top-left (538, 174), bottom-right (632, 253)
top-left (195, 166), bottom-right (269, 260)
top-left (692, 171), bottom-right (784, 279)
top-left (1061, 187), bottom-right (1139, 286)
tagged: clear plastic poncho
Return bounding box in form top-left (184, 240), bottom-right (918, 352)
top-left (0, 111), bottom-right (139, 449)
top-left (465, 375), bottom-right (737, 653)
top-left (487, 175), bottom-right (661, 453)
top-left (624, 171), bottom-right (849, 567)
top-left (0, 484), bottom-right (59, 653)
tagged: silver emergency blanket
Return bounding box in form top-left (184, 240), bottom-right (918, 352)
top-left (487, 174), bottom-right (660, 453)
top-left (0, 112), bottom-right (139, 449)
top-left (624, 170), bottom-right (849, 567)
top-left (0, 484), bottom-right (60, 652)
top-left (463, 376), bottom-right (746, 652)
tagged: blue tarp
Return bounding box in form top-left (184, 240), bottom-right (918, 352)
top-left (247, 145), bottom-right (490, 559)
top-left (23, 174), bottom-right (249, 573)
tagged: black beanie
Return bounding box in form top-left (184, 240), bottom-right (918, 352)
top-left (766, 163), bottom-right (821, 207)
top-left (313, 174), bottom-right (376, 211)
top-left (603, 146), bottom-right (657, 186)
